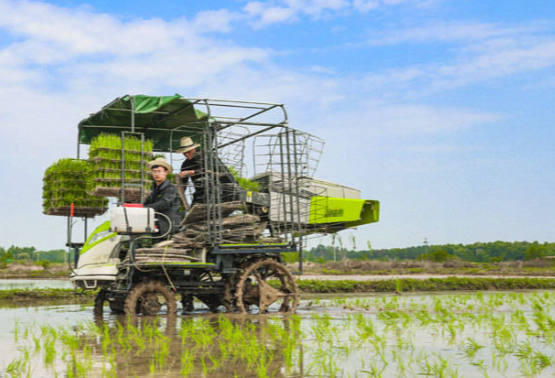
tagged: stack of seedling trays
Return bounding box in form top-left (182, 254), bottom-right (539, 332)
top-left (87, 134), bottom-right (153, 202)
top-left (43, 159), bottom-right (108, 217)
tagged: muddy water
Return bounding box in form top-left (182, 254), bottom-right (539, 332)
top-left (0, 279), bottom-right (72, 290)
top-left (2, 291), bottom-right (555, 377)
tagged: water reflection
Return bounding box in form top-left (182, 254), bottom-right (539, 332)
top-left (66, 313), bottom-right (305, 377)
top-left (0, 279), bottom-right (72, 290)
top-left (6, 291), bottom-right (555, 377)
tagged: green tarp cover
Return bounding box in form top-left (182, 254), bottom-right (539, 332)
top-left (79, 95), bottom-right (209, 151)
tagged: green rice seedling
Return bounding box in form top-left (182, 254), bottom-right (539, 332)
top-left (42, 335), bottom-right (57, 368)
top-left (361, 360), bottom-right (386, 378)
top-left (43, 158), bottom-right (108, 216)
top-left (13, 320), bottom-right (19, 342)
top-left (87, 133), bottom-right (154, 200)
top-left (5, 355), bottom-right (26, 378)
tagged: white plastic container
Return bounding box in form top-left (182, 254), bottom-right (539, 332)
top-left (110, 206), bottom-right (155, 233)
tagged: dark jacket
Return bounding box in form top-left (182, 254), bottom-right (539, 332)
top-left (144, 179), bottom-right (181, 236)
top-left (180, 152), bottom-right (205, 204)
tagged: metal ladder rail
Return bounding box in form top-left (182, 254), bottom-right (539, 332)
top-left (119, 131), bottom-right (147, 204)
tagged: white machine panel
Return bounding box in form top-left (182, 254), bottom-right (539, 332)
top-left (110, 206), bottom-right (155, 233)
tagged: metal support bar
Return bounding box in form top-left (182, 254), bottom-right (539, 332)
top-left (285, 130), bottom-right (295, 241)
top-left (217, 125), bottom-right (281, 149)
top-left (120, 131), bottom-right (125, 202)
top-left (130, 96), bottom-right (135, 133)
top-left (292, 130), bottom-right (303, 273)
top-left (217, 104), bottom-right (279, 132)
top-left (279, 134), bottom-right (288, 241)
top-left (212, 247), bottom-right (295, 255)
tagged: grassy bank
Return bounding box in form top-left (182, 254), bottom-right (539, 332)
top-left (302, 258), bottom-right (555, 277)
top-left (3, 277), bottom-right (555, 302)
top-left (0, 262), bottom-right (70, 279)
top-left (297, 277), bottom-right (555, 293)
top-left (0, 288), bottom-right (95, 301)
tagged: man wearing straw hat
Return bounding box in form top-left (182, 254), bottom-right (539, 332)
top-left (177, 137), bottom-right (205, 205)
top-left (144, 157), bottom-right (180, 237)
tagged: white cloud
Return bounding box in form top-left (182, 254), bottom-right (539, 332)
top-left (359, 21), bottom-right (555, 96)
top-left (244, 3), bottom-right (298, 28)
top-left (367, 21), bottom-right (553, 45)
top-left (353, 0), bottom-right (432, 13)
top-left (243, 0), bottom-right (431, 28)
top-left (0, 0), bottom-right (542, 251)
top-left (193, 9), bottom-right (236, 33)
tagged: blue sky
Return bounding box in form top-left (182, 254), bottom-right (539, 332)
top-left (0, 0), bottom-right (554, 251)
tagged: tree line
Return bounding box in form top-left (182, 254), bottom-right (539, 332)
top-left (3, 240), bottom-right (555, 265)
top-left (306, 241), bottom-right (555, 263)
top-left (0, 246), bottom-right (67, 264)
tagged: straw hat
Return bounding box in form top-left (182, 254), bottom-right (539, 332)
top-left (148, 157), bottom-right (172, 172)
top-left (176, 137), bottom-right (200, 154)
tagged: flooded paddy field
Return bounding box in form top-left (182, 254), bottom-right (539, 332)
top-left (0, 279), bottom-right (72, 290)
top-left (2, 290), bottom-right (555, 377)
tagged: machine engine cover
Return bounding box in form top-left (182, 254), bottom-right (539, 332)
top-left (110, 206), bottom-right (155, 233)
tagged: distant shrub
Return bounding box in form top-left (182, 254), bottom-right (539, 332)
top-left (417, 249), bottom-right (453, 263)
top-left (37, 260), bottom-right (51, 269)
top-left (525, 244), bottom-right (547, 260)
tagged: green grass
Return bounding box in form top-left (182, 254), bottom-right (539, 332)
top-left (4, 277), bottom-right (555, 302)
top-left (0, 288), bottom-right (95, 300)
top-left (297, 277), bottom-right (555, 293)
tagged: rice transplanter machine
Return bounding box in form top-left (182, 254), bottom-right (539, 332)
top-left (47, 95), bottom-right (379, 316)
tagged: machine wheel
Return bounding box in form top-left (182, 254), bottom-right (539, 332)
top-left (196, 294), bottom-right (224, 313)
top-left (223, 273), bottom-right (239, 312)
top-left (109, 299), bottom-right (125, 314)
top-left (93, 289), bottom-right (107, 316)
top-left (94, 290), bottom-right (125, 315)
top-left (235, 260), bottom-right (299, 314)
top-left (124, 280), bottom-right (178, 316)
top-left (181, 294), bottom-right (195, 313)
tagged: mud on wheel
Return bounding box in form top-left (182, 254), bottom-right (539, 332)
top-left (235, 259), bottom-right (299, 314)
top-left (124, 280), bottom-right (178, 316)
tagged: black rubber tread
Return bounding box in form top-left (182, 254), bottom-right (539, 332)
top-left (124, 280), bottom-right (178, 316)
top-left (235, 259), bottom-right (299, 314)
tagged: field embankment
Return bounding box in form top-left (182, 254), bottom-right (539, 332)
top-left (3, 277), bottom-right (555, 302)
top-left (297, 276), bottom-right (555, 293)
top-left (298, 258), bottom-right (555, 277)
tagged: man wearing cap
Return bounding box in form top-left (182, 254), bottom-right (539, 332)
top-left (144, 157), bottom-right (181, 237)
top-left (177, 137), bottom-right (205, 204)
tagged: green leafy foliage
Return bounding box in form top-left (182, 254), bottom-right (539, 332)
top-left (525, 244), bottom-right (547, 260)
top-left (307, 241), bottom-right (555, 263)
top-left (0, 246), bottom-right (67, 263)
top-left (228, 166), bottom-right (260, 192)
top-left (417, 249), bottom-right (453, 262)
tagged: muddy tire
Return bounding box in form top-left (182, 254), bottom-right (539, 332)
top-left (235, 259), bottom-right (299, 314)
top-left (196, 294), bottom-right (224, 313)
top-left (181, 294), bottom-right (195, 313)
top-left (109, 299), bottom-right (125, 314)
top-left (93, 289), bottom-right (107, 316)
top-left (124, 281), bottom-right (177, 316)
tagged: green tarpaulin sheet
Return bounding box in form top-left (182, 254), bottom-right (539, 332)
top-left (78, 95), bottom-right (209, 151)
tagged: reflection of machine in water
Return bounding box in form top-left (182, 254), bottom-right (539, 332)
top-left (54, 96), bottom-right (379, 315)
top-left (65, 315), bottom-right (305, 377)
